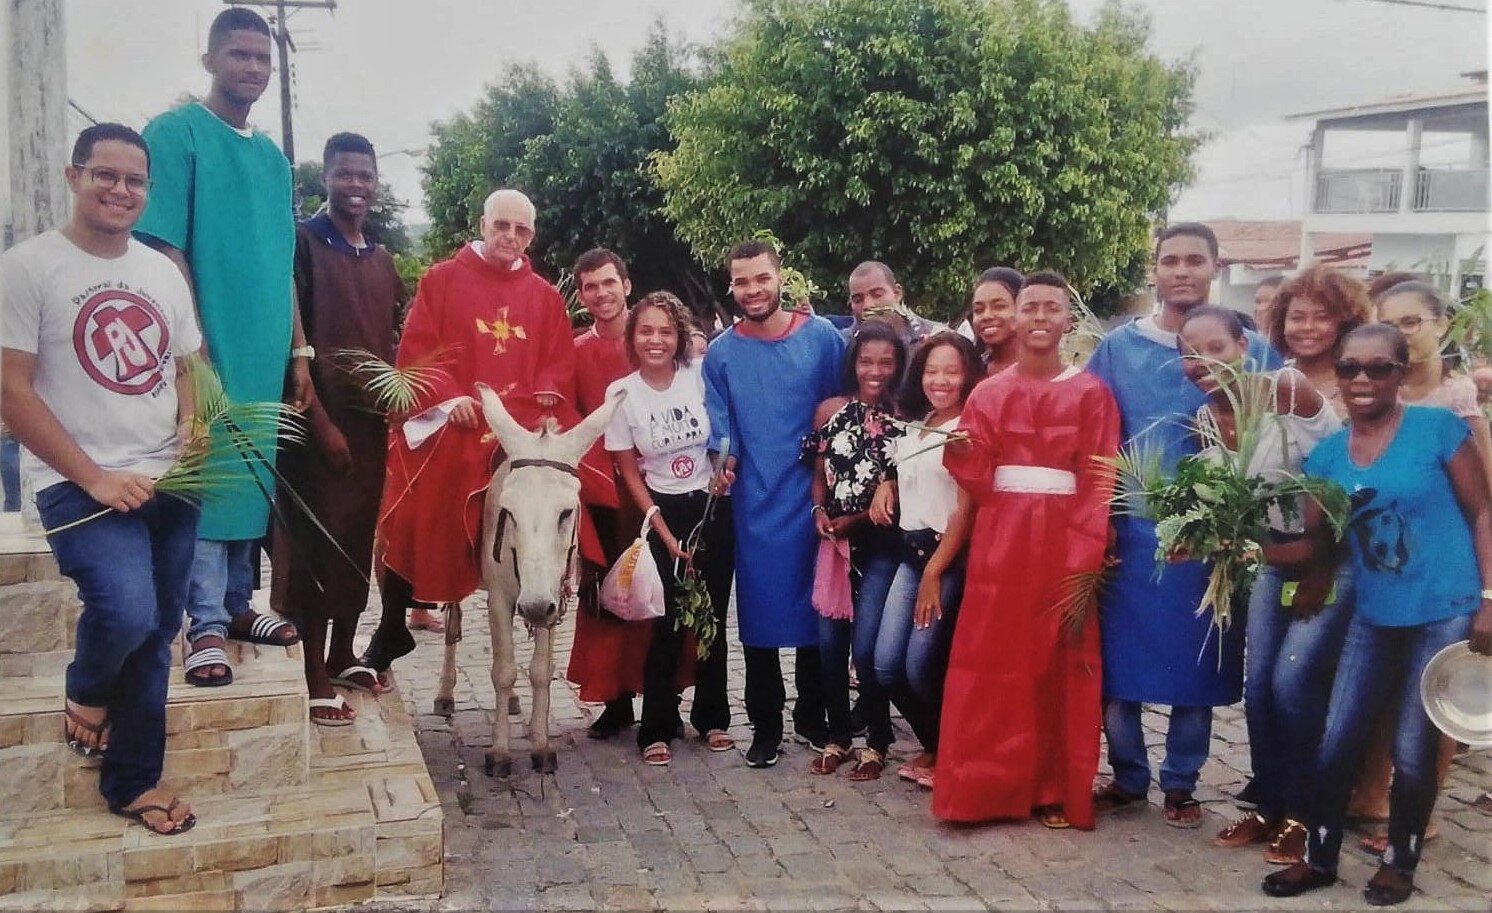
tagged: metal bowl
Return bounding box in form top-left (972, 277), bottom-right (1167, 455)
top-left (1420, 640), bottom-right (1492, 748)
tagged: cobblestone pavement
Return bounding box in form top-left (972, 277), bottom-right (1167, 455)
top-left (364, 594), bottom-right (1491, 912)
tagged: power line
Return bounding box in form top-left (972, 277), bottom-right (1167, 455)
top-left (1348, 0), bottom-right (1487, 13)
top-left (221, 0), bottom-right (336, 161)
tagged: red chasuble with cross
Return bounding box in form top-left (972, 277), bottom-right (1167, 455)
top-left (379, 244), bottom-right (615, 603)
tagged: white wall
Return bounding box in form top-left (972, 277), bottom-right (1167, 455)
top-left (1370, 233), bottom-right (1457, 276)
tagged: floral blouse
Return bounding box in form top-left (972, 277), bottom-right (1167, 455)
top-left (801, 400), bottom-right (902, 517)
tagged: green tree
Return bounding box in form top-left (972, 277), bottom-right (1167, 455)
top-left (292, 161), bottom-right (413, 255)
top-left (651, 0), bottom-right (1198, 318)
top-left (420, 23), bottom-right (719, 319)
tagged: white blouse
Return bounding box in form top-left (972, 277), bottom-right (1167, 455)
top-left (892, 414), bottom-right (962, 533)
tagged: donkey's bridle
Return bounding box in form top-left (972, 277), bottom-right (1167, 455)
top-left (508, 458), bottom-right (580, 478)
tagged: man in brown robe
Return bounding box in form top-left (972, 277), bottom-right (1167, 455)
top-left (273, 133), bottom-right (403, 725)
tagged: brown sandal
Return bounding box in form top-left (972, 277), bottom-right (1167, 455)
top-left (810, 745), bottom-right (850, 775)
top-left (63, 700), bottom-right (109, 757)
top-left (847, 748), bottom-right (886, 782)
top-left (1093, 780), bottom-right (1144, 813)
top-left (1035, 805), bottom-right (1071, 829)
top-left (1163, 789), bottom-right (1203, 829)
top-left (112, 796), bottom-right (196, 836)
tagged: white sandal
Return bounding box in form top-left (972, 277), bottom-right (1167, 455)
top-left (329, 664), bottom-right (387, 693)
top-left (309, 694), bottom-right (355, 727)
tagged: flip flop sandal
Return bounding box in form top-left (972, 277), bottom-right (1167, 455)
top-left (847, 749), bottom-right (886, 782)
top-left (810, 745), bottom-right (851, 775)
top-left (230, 613), bottom-right (300, 646)
top-left (409, 614), bottom-right (446, 633)
top-left (309, 694), bottom-right (355, 727)
top-left (916, 768), bottom-right (935, 790)
top-left (897, 763), bottom-right (927, 783)
top-left (184, 646), bottom-right (234, 687)
top-left (1359, 828), bottom-right (1438, 856)
top-left (1474, 792), bottom-right (1492, 815)
top-left (1036, 805), bottom-right (1072, 829)
top-left (703, 729), bottom-right (735, 752)
top-left (1163, 790), bottom-right (1204, 829)
top-left (112, 798), bottom-right (197, 836)
top-left (63, 702), bottom-right (109, 758)
top-left (642, 741), bottom-right (672, 766)
top-left (329, 664), bottom-right (388, 694)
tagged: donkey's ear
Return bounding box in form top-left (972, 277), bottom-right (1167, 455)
top-left (476, 383), bottom-right (535, 452)
top-left (555, 389), bottom-right (626, 465)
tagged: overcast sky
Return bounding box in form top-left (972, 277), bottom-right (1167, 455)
top-left (5, 0), bottom-right (1489, 228)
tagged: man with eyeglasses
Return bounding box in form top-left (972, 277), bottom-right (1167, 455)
top-left (133, 7), bottom-right (310, 687)
top-left (1, 123), bottom-right (204, 835)
top-left (360, 189), bottom-right (613, 681)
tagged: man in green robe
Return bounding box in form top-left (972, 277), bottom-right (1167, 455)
top-left (135, 7), bottom-right (310, 686)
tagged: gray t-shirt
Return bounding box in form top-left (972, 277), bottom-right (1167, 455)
top-left (0, 231), bottom-right (202, 493)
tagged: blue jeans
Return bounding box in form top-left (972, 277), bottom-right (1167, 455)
top-left (818, 526), bottom-right (899, 752)
top-left (1305, 611), bottom-right (1474, 876)
top-left (1, 434), bottom-right (20, 511)
top-left (873, 557), bottom-right (963, 752)
top-left (1104, 699), bottom-right (1213, 794)
top-left (185, 538), bottom-right (257, 643)
top-left (37, 482), bottom-right (199, 809)
top-left (1244, 565), bottom-right (1354, 821)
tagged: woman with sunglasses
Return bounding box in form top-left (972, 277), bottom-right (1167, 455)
top-left (1263, 324), bottom-right (1492, 906)
top-left (603, 292), bottom-right (735, 765)
top-left (1344, 278), bottom-right (1491, 855)
top-left (1176, 306), bottom-right (1347, 865)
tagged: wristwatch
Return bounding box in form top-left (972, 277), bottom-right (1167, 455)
top-left (291, 345), bottom-right (316, 359)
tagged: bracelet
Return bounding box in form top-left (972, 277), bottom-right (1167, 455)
top-left (811, 504), bottom-right (827, 516)
top-left (1481, 588), bottom-right (1492, 601)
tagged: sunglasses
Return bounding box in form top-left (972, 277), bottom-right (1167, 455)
top-left (1333, 359), bottom-right (1404, 381)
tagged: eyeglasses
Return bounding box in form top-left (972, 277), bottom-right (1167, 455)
top-left (1334, 359), bottom-right (1404, 380)
top-left (1381, 316), bottom-right (1426, 335)
top-left (73, 165), bottom-right (151, 194)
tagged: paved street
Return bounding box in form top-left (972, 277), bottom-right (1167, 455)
top-left (367, 594), bottom-right (1491, 912)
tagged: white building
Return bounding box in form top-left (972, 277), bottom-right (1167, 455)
top-left (1294, 75), bottom-right (1489, 298)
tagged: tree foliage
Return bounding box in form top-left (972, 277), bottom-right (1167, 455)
top-left (292, 161), bottom-right (413, 255)
top-left (420, 23), bottom-right (717, 315)
top-left (651, 0), bottom-right (1198, 318)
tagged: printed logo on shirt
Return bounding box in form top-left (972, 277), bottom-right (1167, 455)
top-left (71, 288), bottom-right (173, 396)
top-left (1348, 486), bottom-right (1409, 574)
top-left (647, 404), bottom-right (705, 452)
top-left (670, 454), bottom-right (697, 480)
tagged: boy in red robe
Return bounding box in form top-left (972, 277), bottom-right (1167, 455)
top-left (937, 272), bottom-right (1119, 829)
top-left (361, 190), bottom-right (614, 674)
top-left (562, 248), bottom-right (652, 737)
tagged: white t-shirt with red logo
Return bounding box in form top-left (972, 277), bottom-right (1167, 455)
top-left (604, 361), bottom-right (712, 496)
top-left (1, 231), bottom-right (203, 493)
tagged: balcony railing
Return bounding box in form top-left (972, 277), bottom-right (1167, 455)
top-left (1314, 169), bottom-right (1402, 213)
top-left (1413, 168), bottom-right (1490, 212)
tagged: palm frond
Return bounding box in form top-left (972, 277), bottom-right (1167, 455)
top-left (1062, 286), bottom-right (1108, 367)
top-left (1051, 566), bottom-right (1109, 643)
top-left (332, 347), bottom-right (454, 415)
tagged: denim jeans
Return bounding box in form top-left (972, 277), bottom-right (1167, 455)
top-left (872, 557), bottom-right (964, 753)
top-left (1244, 565), bottom-right (1354, 821)
top-left (818, 525), bottom-right (899, 753)
top-left (186, 538), bottom-right (258, 643)
top-left (1305, 611), bottom-right (1474, 877)
top-left (1104, 699), bottom-right (1213, 794)
top-left (1, 434), bottom-right (20, 512)
top-left (37, 482), bottom-right (199, 809)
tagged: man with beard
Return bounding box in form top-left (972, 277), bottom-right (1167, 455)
top-left (563, 248), bottom-right (649, 737)
top-left (704, 239), bottom-right (844, 766)
top-left (135, 7), bottom-right (310, 687)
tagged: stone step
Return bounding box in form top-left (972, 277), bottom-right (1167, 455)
top-left (0, 642), bottom-right (309, 813)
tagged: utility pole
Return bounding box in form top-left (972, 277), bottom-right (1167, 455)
top-left (221, 0), bottom-right (335, 161)
top-left (8, 0), bottom-right (68, 248)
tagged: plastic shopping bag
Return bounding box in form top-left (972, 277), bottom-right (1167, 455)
top-left (600, 506), bottom-right (666, 621)
top-left (812, 536), bottom-right (853, 621)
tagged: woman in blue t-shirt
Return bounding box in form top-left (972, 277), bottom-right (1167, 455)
top-left (1264, 324), bottom-right (1492, 906)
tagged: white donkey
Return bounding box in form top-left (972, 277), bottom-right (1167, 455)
top-left (434, 381), bottom-right (623, 777)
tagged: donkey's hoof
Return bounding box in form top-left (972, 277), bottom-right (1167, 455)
top-left (508, 694), bottom-right (522, 716)
top-left (433, 697), bottom-right (455, 718)
top-left (484, 750), bottom-right (513, 778)
top-left (530, 749), bottom-right (558, 774)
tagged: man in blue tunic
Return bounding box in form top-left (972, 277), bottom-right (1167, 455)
top-left (1087, 223), bottom-right (1280, 826)
top-left (705, 239), bottom-right (844, 767)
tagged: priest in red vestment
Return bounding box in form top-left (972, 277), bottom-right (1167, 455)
top-left (936, 272), bottom-right (1119, 830)
top-left (362, 190), bottom-right (614, 674)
